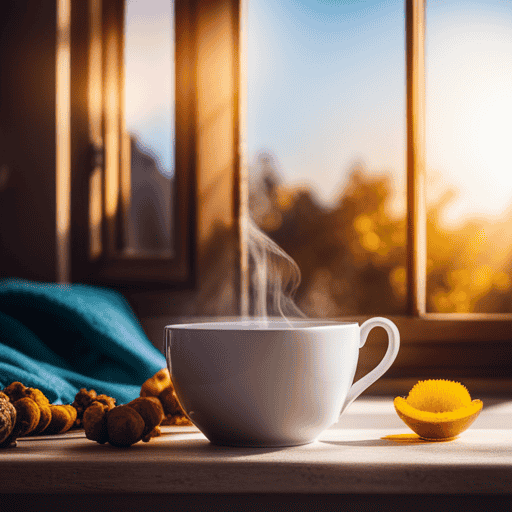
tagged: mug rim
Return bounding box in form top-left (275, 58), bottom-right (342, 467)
top-left (164, 319), bottom-right (359, 331)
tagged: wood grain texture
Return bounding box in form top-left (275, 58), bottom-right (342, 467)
top-left (406, 0), bottom-right (427, 317)
top-left (1, 398), bottom-right (512, 495)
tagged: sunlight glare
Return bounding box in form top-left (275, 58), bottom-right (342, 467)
top-left (427, 7), bottom-right (512, 226)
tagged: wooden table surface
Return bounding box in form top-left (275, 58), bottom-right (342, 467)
top-left (1, 397), bottom-right (511, 511)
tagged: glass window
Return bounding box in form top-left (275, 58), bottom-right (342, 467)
top-left (123, 0), bottom-right (174, 257)
top-left (426, 0), bottom-right (512, 313)
top-left (247, 0), bottom-right (407, 317)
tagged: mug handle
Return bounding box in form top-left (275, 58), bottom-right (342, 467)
top-left (339, 317), bottom-right (400, 416)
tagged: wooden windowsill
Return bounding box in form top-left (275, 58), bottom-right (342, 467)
top-left (1, 396), bottom-right (511, 510)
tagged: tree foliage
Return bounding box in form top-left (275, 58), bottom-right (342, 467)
top-left (249, 155), bottom-right (512, 315)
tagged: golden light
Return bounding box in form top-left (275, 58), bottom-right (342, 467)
top-left (472, 265), bottom-right (493, 295)
top-left (89, 168), bottom-right (102, 260)
top-left (427, 12), bottom-right (512, 225)
top-left (56, 0), bottom-right (71, 282)
top-left (88, 0), bottom-right (103, 146)
top-left (104, 26), bottom-right (120, 221)
top-left (360, 231), bottom-right (380, 252)
top-left (390, 266), bottom-right (407, 299)
top-left (494, 272), bottom-right (511, 292)
top-left (353, 214), bottom-right (373, 234)
top-left (275, 186), bottom-right (295, 211)
top-left (88, 0), bottom-right (103, 260)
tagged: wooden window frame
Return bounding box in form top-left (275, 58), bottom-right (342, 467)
top-left (108, 0), bottom-right (512, 385)
top-left (39, 0), bottom-right (512, 385)
top-left (403, 2), bottom-right (512, 325)
top-left (238, 0), bottom-right (512, 388)
top-left (343, 0), bottom-right (512, 388)
top-left (70, 0), bottom-right (196, 289)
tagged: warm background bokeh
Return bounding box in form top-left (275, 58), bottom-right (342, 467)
top-left (249, 152), bottom-right (512, 316)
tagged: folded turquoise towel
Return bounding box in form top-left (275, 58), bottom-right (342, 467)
top-left (0, 279), bottom-right (166, 404)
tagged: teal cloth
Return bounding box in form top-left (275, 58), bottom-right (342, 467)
top-left (0, 279), bottom-right (166, 404)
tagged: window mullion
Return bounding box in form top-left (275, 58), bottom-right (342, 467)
top-left (239, 0), bottom-right (249, 318)
top-left (56, 0), bottom-right (72, 283)
top-left (406, 0), bottom-right (427, 316)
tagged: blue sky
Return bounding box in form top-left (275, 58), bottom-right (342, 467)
top-left (124, 0), bottom-right (512, 225)
top-left (247, 0), bottom-right (406, 213)
top-left (247, 0), bottom-right (512, 224)
top-left (125, 0), bottom-right (174, 177)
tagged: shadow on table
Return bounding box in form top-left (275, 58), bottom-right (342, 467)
top-left (3, 493), bottom-right (512, 512)
top-left (66, 431), bottom-right (300, 456)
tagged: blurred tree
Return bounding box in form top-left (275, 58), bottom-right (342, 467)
top-left (250, 152), bottom-right (512, 316)
top-left (249, 157), bottom-right (406, 316)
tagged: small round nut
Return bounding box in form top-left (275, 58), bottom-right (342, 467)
top-left (127, 397), bottom-right (165, 438)
top-left (83, 402), bottom-right (110, 444)
top-left (107, 405), bottom-right (145, 447)
top-left (0, 397), bottom-right (17, 447)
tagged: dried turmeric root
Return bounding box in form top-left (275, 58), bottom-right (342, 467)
top-left (2, 382), bottom-right (54, 436)
top-left (13, 397), bottom-right (40, 436)
top-left (2, 382), bottom-right (81, 437)
top-left (107, 405), bottom-right (145, 447)
top-left (0, 394), bottom-right (17, 448)
top-left (72, 388), bottom-right (117, 429)
top-left (83, 401), bottom-right (110, 444)
top-left (71, 388), bottom-right (98, 428)
top-left (127, 397), bottom-right (164, 442)
top-left (23, 388), bottom-right (52, 435)
top-left (83, 397), bottom-right (166, 447)
top-left (140, 368), bottom-right (171, 397)
top-left (44, 405), bottom-right (77, 435)
top-left (140, 369), bottom-right (192, 426)
top-left (2, 382), bottom-right (28, 403)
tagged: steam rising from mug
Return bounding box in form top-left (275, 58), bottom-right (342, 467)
top-left (246, 217), bottom-right (306, 323)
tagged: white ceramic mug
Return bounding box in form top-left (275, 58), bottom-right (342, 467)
top-left (164, 317), bottom-right (399, 447)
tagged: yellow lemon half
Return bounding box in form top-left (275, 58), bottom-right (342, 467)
top-left (394, 380), bottom-right (483, 440)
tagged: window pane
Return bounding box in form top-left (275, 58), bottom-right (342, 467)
top-left (123, 0), bottom-right (174, 256)
top-left (247, 0), bottom-right (406, 317)
top-left (426, 0), bottom-right (512, 313)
